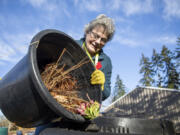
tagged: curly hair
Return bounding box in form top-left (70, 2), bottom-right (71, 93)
top-left (84, 14), bottom-right (115, 41)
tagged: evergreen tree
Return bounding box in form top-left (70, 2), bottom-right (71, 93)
top-left (175, 37), bottom-right (180, 89)
top-left (160, 46), bottom-right (179, 89)
top-left (151, 49), bottom-right (163, 87)
top-left (139, 37), bottom-right (180, 89)
top-left (175, 37), bottom-right (180, 68)
top-left (111, 75), bottom-right (126, 102)
top-left (139, 53), bottom-right (154, 86)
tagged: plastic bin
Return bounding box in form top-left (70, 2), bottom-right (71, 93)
top-left (0, 29), bottom-right (101, 128)
top-left (93, 117), bottom-right (175, 135)
top-left (0, 127), bottom-right (8, 135)
top-left (39, 117), bottom-right (175, 135)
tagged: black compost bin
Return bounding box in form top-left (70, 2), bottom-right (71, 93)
top-left (0, 29), bottom-right (101, 128)
top-left (93, 117), bottom-right (175, 135)
top-left (38, 117), bottom-right (175, 135)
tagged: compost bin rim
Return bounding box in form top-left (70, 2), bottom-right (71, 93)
top-left (29, 29), bottom-right (89, 122)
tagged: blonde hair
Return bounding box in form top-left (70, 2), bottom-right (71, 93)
top-left (84, 14), bottom-right (115, 41)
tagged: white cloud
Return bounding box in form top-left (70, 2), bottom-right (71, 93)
top-left (28, 0), bottom-right (46, 7)
top-left (110, 0), bottom-right (154, 16)
top-left (110, 23), bottom-right (144, 47)
top-left (112, 34), bottom-right (177, 49)
top-left (73, 0), bottom-right (79, 6)
top-left (0, 30), bottom-right (39, 64)
top-left (152, 35), bottom-right (177, 45)
top-left (0, 39), bottom-right (16, 62)
top-left (23, 0), bottom-right (58, 12)
top-left (63, 8), bottom-right (71, 18)
top-left (27, 0), bottom-right (57, 11)
top-left (114, 35), bottom-right (141, 47)
top-left (75, 0), bottom-right (103, 12)
top-left (163, 0), bottom-right (180, 19)
top-left (114, 16), bottom-right (131, 24)
top-left (21, 0), bottom-right (72, 24)
top-left (84, 0), bottom-right (102, 11)
top-left (109, 0), bottom-right (123, 10)
top-left (0, 61), bottom-right (5, 66)
top-left (3, 32), bottom-right (33, 54)
top-left (67, 30), bottom-right (83, 40)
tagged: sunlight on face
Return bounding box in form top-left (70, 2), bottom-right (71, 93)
top-left (85, 25), bottom-right (108, 56)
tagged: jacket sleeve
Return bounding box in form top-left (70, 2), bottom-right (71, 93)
top-left (101, 57), bottom-right (112, 101)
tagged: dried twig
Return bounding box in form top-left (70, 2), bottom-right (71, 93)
top-left (41, 49), bottom-right (90, 113)
top-left (56, 48), bottom-right (66, 65)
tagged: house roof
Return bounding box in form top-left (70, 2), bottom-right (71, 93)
top-left (103, 86), bottom-right (180, 132)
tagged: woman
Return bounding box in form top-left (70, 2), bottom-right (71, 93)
top-left (77, 14), bottom-right (115, 101)
top-left (35, 14), bottom-right (115, 135)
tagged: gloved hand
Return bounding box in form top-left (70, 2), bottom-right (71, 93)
top-left (91, 70), bottom-right (105, 90)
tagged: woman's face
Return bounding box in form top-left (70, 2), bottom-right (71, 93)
top-left (85, 25), bottom-right (108, 56)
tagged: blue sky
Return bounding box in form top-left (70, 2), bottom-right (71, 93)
top-left (0, 0), bottom-right (180, 115)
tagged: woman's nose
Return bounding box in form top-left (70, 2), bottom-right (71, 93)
top-left (95, 38), bottom-right (101, 44)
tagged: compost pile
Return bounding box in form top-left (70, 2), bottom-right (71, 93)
top-left (41, 49), bottom-right (90, 113)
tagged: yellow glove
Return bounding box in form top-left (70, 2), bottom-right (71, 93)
top-left (91, 70), bottom-right (105, 90)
